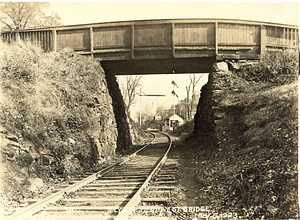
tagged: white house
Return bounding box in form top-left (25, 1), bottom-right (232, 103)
top-left (164, 113), bottom-right (185, 131)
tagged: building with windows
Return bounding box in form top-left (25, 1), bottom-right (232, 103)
top-left (164, 113), bottom-right (185, 131)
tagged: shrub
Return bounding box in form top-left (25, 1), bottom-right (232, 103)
top-left (239, 51), bottom-right (298, 85)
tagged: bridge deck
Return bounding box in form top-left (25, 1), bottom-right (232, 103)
top-left (2, 18), bottom-right (298, 74)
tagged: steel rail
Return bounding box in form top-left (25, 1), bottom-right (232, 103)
top-left (114, 132), bottom-right (172, 220)
top-left (4, 132), bottom-right (156, 220)
top-left (119, 131), bottom-right (156, 165)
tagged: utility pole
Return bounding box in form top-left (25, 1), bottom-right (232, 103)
top-left (171, 80), bottom-right (178, 116)
top-left (138, 88), bottom-right (165, 125)
top-left (171, 80), bottom-right (179, 130)
top-left (139, 88), bottom-right (142, 126)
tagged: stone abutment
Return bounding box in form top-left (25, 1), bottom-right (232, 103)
top-left (104, 71), bottom-right (133, 154)
top-left (194, 61), bottom-right (243, 149)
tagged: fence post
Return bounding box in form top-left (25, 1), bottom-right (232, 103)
top-left (260, 25), bottom-right (266, 59)
top-left (52, 29), bottom-right (57, 52)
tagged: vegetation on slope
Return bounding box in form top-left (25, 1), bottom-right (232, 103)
top-left (239, 51), bottom-right (298, 85)
top-left (194, 83), bottom-right (297, 218)
top-left (170, 120), bottom-right (194, 138)
top-left (179, 51), bottom-right (298, 218)
top-left (0, 42), bottom-right (117, 207)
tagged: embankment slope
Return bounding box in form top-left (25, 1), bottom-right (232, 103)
top-left (184, 53), bottom-right (298, 218)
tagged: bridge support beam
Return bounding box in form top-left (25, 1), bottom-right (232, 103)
top-left (100, 58), bottom-right (215, 75)
top-left (104, 70), bottom-right (132, 154)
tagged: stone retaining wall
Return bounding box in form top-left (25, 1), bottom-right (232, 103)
top-left (194, 61), bottom-right (246, 149)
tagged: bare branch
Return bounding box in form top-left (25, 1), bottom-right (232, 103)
top-left (184, 74), bottom-right (203, 121)
top-left (120, 75), bottom-right (143, 118)
top-left (0, 2), bottom-right (61, 31)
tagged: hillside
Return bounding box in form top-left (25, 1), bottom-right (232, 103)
top-left (177, 52), bottom-right (298, 219)
top-left (0, 42), bottom-right (118, 209)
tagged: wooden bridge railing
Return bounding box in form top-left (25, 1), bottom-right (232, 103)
top-left (2, 19), bottom-right (298, 61)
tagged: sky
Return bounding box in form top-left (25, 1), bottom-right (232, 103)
top-left (43, 1), bottom-right (299, 119)
top-left (45, 2), bottom-right (299, 26)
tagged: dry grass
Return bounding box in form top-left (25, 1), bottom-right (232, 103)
top-left (239, 51), bottom-right (298, 85)
top-left (170, 120), bottom-right (194, 138)
top-left (181, 51), bottom-right (298, 218)
top-left (184, 83), bottom-right (298, 218)
top-left (0, 42), bottom-right (116, 205)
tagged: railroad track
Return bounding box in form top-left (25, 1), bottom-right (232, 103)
top-left (5, 132), bottom-right (179, 220)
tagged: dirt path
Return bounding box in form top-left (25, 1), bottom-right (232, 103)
top-left (174, 141), bottom-right (206, 207)
top-left (166, 137), bottom-right (211, 219)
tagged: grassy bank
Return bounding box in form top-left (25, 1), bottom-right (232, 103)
top-left (189, 83), bottom-right (297, 218)
top-left (177, 51), bottom-right (298, 219)
top-left (0, 42), bottom-right (117, 209)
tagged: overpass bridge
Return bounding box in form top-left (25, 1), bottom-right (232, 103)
top-left (2, 18), bottom-right (298, 75)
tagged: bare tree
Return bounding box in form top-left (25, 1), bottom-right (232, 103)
top-left (185, 74), bottom-right (203, 121)
top-left (120, 75), bottom-right (143, 118)
top-left (185, 80), bottom-right (192, 120)
top-left (0, 2), bottom-right (62, 31)
top-left (156, 106), bottom-right (173, 121)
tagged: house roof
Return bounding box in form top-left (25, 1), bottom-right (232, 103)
top-left (165, 113), bottom-right (185, 120)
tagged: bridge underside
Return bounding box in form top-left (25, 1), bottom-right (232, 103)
top-left (100, 57), bottom-right (215, 75)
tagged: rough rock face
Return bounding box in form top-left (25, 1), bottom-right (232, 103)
top-left (0, 44), bottom-right (119, 200)
top-left (193, 60), bottom-right (274, 149)
top-left (193, 79), bottom-right (214, 147)
top-left (90, 78), bottom-right (118, 164)
top-left (193, 61), bottom-right (241, 149)
top-left (0, 70), bottom-right (118, 185)
top-left (105, 73), bottom-right (132, 154)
